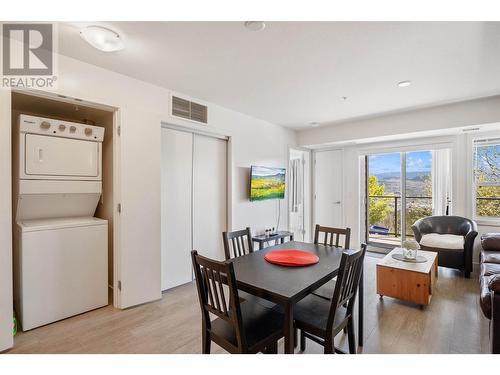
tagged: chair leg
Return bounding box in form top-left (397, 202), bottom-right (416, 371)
top-left (300, 330), bottom-right (306, 352)
top-left (202, 330), bottom-right (211, 354)
top-left (347, 318), bottom-right (356, 354)
top-left (324, 337), bottom-right (334, 354)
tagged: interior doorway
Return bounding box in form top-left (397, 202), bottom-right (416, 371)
top-left (313, 149), bottom-right (343, 231)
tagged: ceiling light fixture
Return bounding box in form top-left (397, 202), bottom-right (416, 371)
top-left (310, 122), bottom-right (320, 128)
top-left (80, 26), bottom-right (124, 52)
top-left (244, 21), bottom-right (266, 32)
top-left (397, 80), bottom-right (412, 88)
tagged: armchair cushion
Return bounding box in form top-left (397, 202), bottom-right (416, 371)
top-left (420, 233), bottom-right (464, 250)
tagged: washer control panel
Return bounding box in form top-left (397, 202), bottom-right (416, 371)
top-left (19, 114), bottom-right (105, 142)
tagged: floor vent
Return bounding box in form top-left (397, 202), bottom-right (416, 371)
top-left (171, 96), bottom-right (208, 124)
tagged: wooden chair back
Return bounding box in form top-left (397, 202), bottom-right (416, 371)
top-left (314, 224), bottom-right (351, 248)
top-left (222, 227), bottom-right (254, 260)
top-left (326, 244), bottom-right (367, 331)
top-left (191, 250), bottom-right (246, 349)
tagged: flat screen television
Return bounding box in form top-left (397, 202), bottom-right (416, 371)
top-left (249, 165), bottom-right (286, 201)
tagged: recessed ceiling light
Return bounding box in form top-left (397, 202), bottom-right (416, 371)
top-left (310, 122), bottom-right (320, 128)
top-left (397, 80), bottom-right (412, 88)
top-left (80, 26), bottom-right (124, 52)
top-left (244, 21), bottom-right (266, 32)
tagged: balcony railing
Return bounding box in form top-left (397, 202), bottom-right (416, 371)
top-left (368, 195), bottom-right (432, 238)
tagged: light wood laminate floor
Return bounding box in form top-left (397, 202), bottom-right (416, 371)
top-left (7, 254), bottom-right (490, 354)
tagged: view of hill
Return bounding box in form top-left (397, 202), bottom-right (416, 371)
top-left (374, 171), bottom-right (431, 197)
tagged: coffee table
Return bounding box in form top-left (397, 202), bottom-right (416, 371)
top-left (376, 248), bottom-right (438, 308)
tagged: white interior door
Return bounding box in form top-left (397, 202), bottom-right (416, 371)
top-left (192, 134), bottom-right (227, 261)
top-left (314, 150), bottom-right (343, 228)
top-left (161, 128), bottom-right (193, 290)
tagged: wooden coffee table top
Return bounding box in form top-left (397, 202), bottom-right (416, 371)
top-left (377, 248), bottom-right (437, 274)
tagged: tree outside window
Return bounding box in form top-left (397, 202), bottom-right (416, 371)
top-left (474, 141), bottom-right (500, 218)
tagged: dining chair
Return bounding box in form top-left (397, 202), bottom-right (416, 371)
top-left (312, 224), bottom-right (351, 300)
top-left (191, 250), bottom-right (284, 354)
top-left (294, 244), bottom-right (367, 354)
top-left (314, 224), bottom-right (351, 248)
top-left (222, 228), bottom-right (276, 309)
top-left (222, 227), bottom-right (254, 260)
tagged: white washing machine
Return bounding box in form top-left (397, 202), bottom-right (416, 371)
top-left (13, 114), bottom-right (109, 331)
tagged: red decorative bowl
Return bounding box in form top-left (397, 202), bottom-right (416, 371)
top-left (264, 250), bottom-right (319, 267)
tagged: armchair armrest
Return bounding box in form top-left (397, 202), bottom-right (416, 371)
top-left (411, 219), bottom-right (432, 242)
top-left (463, 229), bottom-right (478, 276)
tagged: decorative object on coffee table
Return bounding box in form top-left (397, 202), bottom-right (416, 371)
top-left (402, 239), bottom-right (420, 260)
top-left (391, 250), bottom-right (428, 263)
top-left (377, 248), bottom-right (438, 308)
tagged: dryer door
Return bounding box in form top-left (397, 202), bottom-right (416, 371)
top-left (25, 134), bottom-right (99, 178)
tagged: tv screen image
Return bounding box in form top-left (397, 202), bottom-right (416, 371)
top-left (250, 166), bottom-right (286, 201)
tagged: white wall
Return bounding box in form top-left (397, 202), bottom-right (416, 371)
top-left (298, 96), bottom-right (500, 147)
top-left (0, 90), bottom-right (13, 351)
top-left (301, 98), bottom-right (500, 275)
top-left (0, 54), bottom-right (296, 350)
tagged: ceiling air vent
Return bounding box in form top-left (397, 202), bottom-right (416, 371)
top-left (171, 96), bottom-right (208, 124)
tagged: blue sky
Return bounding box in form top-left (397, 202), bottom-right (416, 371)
top-left (369, 151), bottom-right (432, 175)
top-left (252, 165), bottom-right (285, 177)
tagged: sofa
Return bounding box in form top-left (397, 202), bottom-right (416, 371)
top-left (479, 233), bottom-right (500, 354)
top-left (412, 216), bottom-right (478, 278)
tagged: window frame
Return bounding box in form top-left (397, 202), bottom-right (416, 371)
top-left (472, 137), bottom-right (500, 223)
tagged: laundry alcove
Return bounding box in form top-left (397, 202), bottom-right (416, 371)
top-left (10, 91), bottom-right (119, 327)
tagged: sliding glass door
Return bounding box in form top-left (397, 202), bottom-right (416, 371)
top-left (367, 152), bottom-right (402, 247)
top-left (404, 151), bottom-right (433, 238)
top-left (367, 149), bottom-right (445, 249)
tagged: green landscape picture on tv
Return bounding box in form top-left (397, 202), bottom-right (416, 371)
top-left (250, 166), bottom-right (286, 201)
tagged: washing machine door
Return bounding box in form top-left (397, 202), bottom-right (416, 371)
top-left (24, 134), bottom-right (99, 178)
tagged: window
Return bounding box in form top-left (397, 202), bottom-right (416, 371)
top-left (473, 139), bottom-right (500, 219)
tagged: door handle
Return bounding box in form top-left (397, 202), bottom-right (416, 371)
top-left (37, 147), bottom-right (43, 162)
top-left (334, 201), bottom-right (341, 204)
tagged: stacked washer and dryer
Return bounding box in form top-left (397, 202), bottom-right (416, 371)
top-left (13, 114), bottom-right (108, 331)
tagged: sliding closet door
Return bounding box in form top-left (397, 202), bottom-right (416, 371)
top-left (161, 128), bottom-right (193, 290)
top-left (192, 135), bottom-right (227, 261)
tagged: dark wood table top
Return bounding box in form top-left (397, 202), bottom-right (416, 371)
top-left (230, 241), bottom-right (344, 303)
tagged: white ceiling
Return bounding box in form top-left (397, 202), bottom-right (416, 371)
top-left (57, 22), bottom-right (500, 129)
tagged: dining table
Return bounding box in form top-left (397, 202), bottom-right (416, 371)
top-left (230, 240), bottom-right (364, 354)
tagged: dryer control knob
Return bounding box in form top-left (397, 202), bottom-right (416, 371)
top-left (40, 121), bottom-right (51, 130)
top-left (69, 126), bottom-right (77, 133)
top-left (59, 124), bottom-right (66, 131)
top-left (84, 128), bottom-right (93, 136)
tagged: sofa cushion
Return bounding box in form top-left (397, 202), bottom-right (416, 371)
top-left (481, 262), bottom-right (500, 277)
top-left (420, 233), bottom-right (464, 250)
top-left (482, 251), bottom-right (500, 265)
top-left (481, 233), bottom-right (500, 251)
